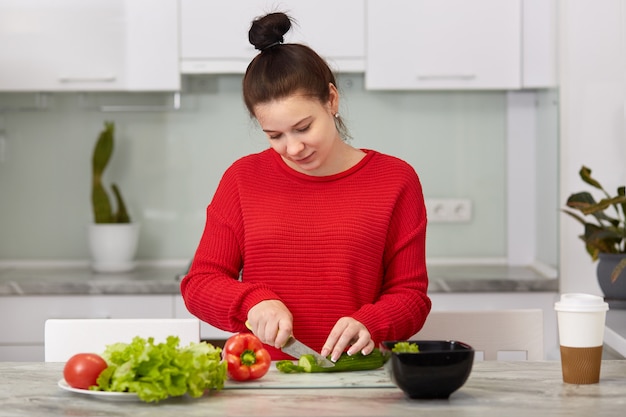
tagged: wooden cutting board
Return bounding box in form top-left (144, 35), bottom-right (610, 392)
top-left (223, 366), bottom-right (395, 389)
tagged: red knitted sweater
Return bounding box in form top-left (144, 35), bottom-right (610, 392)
top-left (181, 148), bottom-right (431, 359)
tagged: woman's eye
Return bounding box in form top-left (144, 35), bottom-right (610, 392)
top-left (296, 124), bottom-right (311, 133)
top-left (268, 133), bottom-right (282, 140)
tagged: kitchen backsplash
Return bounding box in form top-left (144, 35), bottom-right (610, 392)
top-left (0, 74), bottom-right (558, 265)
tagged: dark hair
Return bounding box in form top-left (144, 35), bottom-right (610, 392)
top-left (243, 12), bottom-right (349, 139)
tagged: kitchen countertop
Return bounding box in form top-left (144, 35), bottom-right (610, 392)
top-left (0, 264), bottom-right (557, 296)
top-left (1, 360), bottom-right (624, 417)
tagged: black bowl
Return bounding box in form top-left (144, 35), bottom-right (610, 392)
top-left (381, 340), bottom-right (474, 399)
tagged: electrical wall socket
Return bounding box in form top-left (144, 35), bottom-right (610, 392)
top-left (425, 198), bottom-right (472, 223)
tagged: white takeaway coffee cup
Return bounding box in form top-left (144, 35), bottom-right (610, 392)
top-left (554, 293), bottom-right (609, 384)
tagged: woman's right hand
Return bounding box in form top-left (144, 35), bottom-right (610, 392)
top-left (246, 300), bottom-right (293, 349)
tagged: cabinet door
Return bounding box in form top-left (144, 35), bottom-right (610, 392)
top-left (428, 292), bottom-right (559, 360)
top-left (522, 0), bottom-right (557, 88)
top-left (0, 0), bottom-right (179, 91)
top-left (180, 0), bottom-right (365, 73)
top-left (0, 295), bottom-right (173, 361)
top-left (366, 0), bottom-right (521, 90)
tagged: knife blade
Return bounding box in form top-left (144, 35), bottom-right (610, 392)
top-left (245, 320), bottom-right (334, 368)
top-left (281, 336), bottom-right (335, 368)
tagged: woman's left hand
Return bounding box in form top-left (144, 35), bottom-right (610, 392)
top-left (320, 317), bottom-right (375, 362)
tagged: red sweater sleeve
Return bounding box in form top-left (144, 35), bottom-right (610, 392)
top-left (180, 162), bottom-right (282, 334)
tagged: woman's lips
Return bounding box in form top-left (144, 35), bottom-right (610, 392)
top-left (291, 152), bottom-right (314, 163)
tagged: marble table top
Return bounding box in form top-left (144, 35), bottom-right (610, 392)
top-left (1, 361), bottom-right (624, 417)
top-left (0, 263), bottom-right (557, 296)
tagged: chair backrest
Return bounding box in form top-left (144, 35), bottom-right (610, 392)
top-left (413, 309), bottom-right (544, 361)
top-left (44, 318), bottom-right (201, 362)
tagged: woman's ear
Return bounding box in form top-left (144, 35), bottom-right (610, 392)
top-left (328, 83), bottom-right (339, 115)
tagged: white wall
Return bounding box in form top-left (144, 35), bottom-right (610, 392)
top-left (559, 0), bottom-right (626, 294)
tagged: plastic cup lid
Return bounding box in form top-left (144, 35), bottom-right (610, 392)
top-left (554, 293), bottom-right (609, 312)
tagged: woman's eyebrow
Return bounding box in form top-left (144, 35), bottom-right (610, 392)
top-left (262, 116), bottom-right (313, 133)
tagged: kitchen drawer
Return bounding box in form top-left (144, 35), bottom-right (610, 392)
top-left (0, 295), bottom-right (174, 345)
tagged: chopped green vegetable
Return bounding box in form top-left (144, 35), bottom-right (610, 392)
top-left (275, 360), bottom-right (306, 373)
top-left (391, 342), bottom-right (420, 353)
top-left (94, 336), bottom-right (226, 403)
top-left (276, 348), bottom-right (389, 373)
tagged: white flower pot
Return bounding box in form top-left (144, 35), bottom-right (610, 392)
top-left (88, 223), bottom-right (140, 273)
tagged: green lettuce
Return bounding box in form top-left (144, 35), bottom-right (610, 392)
top-left (391, 342), bottom-right (420, 353)
top-left (94, 335), bottom-right (226, 403)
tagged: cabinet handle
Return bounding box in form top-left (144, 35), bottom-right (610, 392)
top-left (58, 76), bottom-right (116, 83)
top-left (417, 74), bottom-right (476, 81)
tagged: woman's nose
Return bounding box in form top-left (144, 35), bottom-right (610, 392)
top-left (285, 135), bottom-right (304, 156)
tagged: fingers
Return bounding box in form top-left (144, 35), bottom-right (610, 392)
top-left (247, 300), bottom-right (293, 349)
top-left (348, 335), bottom-right (376, 356)
top-left (320, 317), bottom-right (373, 362)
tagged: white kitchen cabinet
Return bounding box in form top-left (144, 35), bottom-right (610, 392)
top-left (428, 292), bottom-right (560, 360)
top-left (0, 293), bottom-right (235, 361)
top-left (0, 295), bottom-right (174, 361)
top-left (174, 295), bottom-right (235, 341)
top-left (0, 0), bottom-right (180, 92)
top-left (522, 0), bottom-right (558, 88)
top-left (180, 0), bottom-right (365, 74)
top-left (366, 0), bottom-right (522, 90)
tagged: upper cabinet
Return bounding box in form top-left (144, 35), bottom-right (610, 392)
top-left (366, 0), bottom-right (522, 90)
top-left (0, 0), bottom-right (180, 92)
top-left (365, 0), bottom-right (557, 90)
top-left (522, 0), bottom-right (558, 88)
top-left (0, 0), bottom-right (555, 92)
top-left (180, 0), bottom-right (366, 74)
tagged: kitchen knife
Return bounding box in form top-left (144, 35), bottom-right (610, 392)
top-left (281, 336), bottom-right (335, 368)
top-left (245, 320), bottom-right (334, 368)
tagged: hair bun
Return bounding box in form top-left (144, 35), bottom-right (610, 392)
top-left (248, 12), bottom-right (292, 51)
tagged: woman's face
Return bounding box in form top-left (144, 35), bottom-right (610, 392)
top-left (253, 85), bottom-right (341, 176)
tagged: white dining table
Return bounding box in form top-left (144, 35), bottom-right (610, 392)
top-left (1, 360), bottom-right (625, 417)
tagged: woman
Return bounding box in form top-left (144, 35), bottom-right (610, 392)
top-left (181, 12), bottom-right (431, 362)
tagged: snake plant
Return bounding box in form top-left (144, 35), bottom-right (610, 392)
top-left (91, 121), bottom-right (131, 223)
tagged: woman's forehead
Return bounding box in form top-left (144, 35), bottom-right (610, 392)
top-left (254, 95), bottom-right (324, 123)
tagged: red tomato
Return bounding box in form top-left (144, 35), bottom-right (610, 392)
top-left (63, 353), bottom-right (108, 390)
top-left (223, 333), bottom-right (271, 381)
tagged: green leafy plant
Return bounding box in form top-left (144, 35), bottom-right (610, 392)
top-left (563, 166), bottom-right (626, 282)
top-left (91, 121), bottom-right (131, 223)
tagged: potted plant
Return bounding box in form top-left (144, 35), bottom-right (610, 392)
top-left (88, 121), bottom-right (139, 273)
top-left (563, 166), bottom-right (626, 304)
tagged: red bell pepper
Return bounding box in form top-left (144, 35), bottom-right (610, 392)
top-left (223, 333), bottom-right (271, 381)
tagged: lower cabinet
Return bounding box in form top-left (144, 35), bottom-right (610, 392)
top-left (1, 293), bottom-right (559, 361)
top-left (428, 292), bottom-right (560, 360)
top-left (0, 294), bottom-right (236, 361)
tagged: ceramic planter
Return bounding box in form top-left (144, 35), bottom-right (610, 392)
top-left (88, 223), bottom-right (140, 273)
top-left (597, 253), bottom-right (626, 308)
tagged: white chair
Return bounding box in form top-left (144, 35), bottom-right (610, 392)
top-left (413, 309), bottom-right (544, 361)
top-left (44, 318), bottom-right (201, 362)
